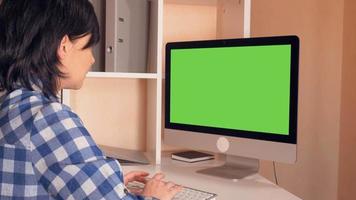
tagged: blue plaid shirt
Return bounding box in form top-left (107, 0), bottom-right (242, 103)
top-left (0, 88), bottom-right (149, 200)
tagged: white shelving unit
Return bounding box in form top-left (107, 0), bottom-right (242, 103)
top-left (63, 0), bottom-right (163, 164)
top-left (62, 0), bottom-right (251, 165)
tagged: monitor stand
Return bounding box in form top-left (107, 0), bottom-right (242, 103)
top-left (197, 155), bottom-right (259, 180)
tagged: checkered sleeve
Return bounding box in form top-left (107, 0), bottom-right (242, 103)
top-left (30, 102), bottom-right (145, 200)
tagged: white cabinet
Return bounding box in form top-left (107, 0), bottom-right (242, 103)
top-left (62, 0), bottom-right (250, 164)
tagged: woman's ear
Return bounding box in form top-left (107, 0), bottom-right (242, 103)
top-left (57, 35), bottom-right (73, 60)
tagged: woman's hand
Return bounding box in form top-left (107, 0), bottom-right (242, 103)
top-left (124, 171), bottom-right (149, 194)
top-left (124, 171), bottom-right (149, 185)
top-left (142, 173), bottom-right (182, 200)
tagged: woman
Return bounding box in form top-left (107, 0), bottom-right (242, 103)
top-left (0, 0), bottom-right (181, 199)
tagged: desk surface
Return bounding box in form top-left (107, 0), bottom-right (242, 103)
top-left (122, 156), bottom-right (302, 200)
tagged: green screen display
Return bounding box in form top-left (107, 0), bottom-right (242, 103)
top-left (170, 45), bottom-right (291, 135)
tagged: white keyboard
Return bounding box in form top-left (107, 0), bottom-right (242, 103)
top-left (127, 181), bottom-right (217, 200)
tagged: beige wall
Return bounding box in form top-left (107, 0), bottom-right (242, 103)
top-left (252, 0), bottom-right (344, 200)
top-left (70, 78), bottom-right (147, 151)
top-left (338, 0), bottom-right (356, 199)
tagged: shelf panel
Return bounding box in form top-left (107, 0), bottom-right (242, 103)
top-left (87, 72), bottom-right (158, 79)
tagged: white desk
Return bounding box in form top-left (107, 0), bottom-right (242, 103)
top-left (122, 156), bottom-right (302, 200)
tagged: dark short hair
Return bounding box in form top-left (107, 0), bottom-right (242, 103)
top-left (0, 0), bottom-right (100, 98)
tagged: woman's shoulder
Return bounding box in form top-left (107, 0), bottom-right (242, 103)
top-left (0, 88), bottom-right (73, 147)
top-left (0, 87), bottom-right (71, 116)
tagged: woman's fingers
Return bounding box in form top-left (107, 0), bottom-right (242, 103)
top-left (152, 172), bottom-right (165, 180)
top-left (165, 181), bottom-right (176, 189)
top-left (172, 185), bottom-right (183, 192)
top-left (142, 176), bottom-right (182, 200)
top-left (129, 187), bottom-right (144, 195)
top-left (127, 171), bottom-right (149, 178)
top-left (124, 171), bottom-right (150, 184)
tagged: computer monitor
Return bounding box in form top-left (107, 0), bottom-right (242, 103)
top-left (164, 35), bottom-right (299, 179)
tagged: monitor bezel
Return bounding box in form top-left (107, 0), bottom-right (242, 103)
top-left (165, 35), bottom-right (299, 144)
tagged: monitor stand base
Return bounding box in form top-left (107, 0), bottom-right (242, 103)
top-left (197, 155), bottom-right (259, 180)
